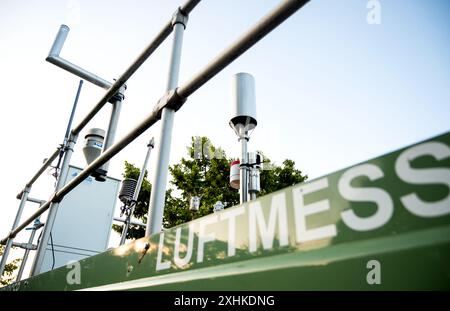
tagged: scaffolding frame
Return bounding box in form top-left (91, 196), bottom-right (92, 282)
top-left (0, 0), bottom-right (310, 281)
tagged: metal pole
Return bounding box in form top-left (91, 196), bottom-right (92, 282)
top-left (47, 56), bottom-right (112, 90)
top-left (63, 80), bottom-right (83, 144)
top-left (16, 148), bottom-right (60, 199)
top-left (0, 186), bottom-right (30, 279)
top-left (120, 138), bottom-right (155, 245)
top-left (55, 80), bottom-right (84, 175)
top-left (177, 0), bottom-right (310, 98)
top-left (104, 99), bottom-right (123, 158)
top-left (134, 138), bottom-right (155, 203)
top-left (114, 217), bottom-right (146, 228)
top-left (1, 0), bottom-right (309, 246)
top-left (48, 24), bottom-right (69, 56)
top-left (29, 134), bottom-right (78, 276)
top-left (47, 25), bottom-right (112, 90)
top-left (146, 11), bottom-right (187, 236)
top-left (180, 0), bottom-right (201, 14)
top-left (16, 216), bottom-right (43, 281)
top-left (68, 0), bottom-right (202, 137)
top-left (239, 134), bottom-right (249, 204)
top-left (26, 197), bottom-right (46, 205)
top-left (96, 89), bottom-right (125, 181)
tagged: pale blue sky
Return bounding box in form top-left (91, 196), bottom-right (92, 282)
top-left (0, 0), bottom-right (449, 272)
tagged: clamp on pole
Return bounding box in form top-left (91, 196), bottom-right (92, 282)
top-left (108, 82), bottom-right (127, 104)
top-left (152, 88), bottom-right (187, 119)
top-left (147, 137), bottom-right (155, 148)
top-left (172, 8), bottom-right (189, 29)
top-left (66, 132), bottom-right (78, 153)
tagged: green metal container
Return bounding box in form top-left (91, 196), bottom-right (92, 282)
top-left (3, 132), bottom-right (450, 291)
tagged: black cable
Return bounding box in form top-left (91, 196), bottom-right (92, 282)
top-left (50, 232), bottom-right (55, 270)
top-left (53, 145), bottom-right (65, 180)
top-left (37, 230), bottom-right (43, 245)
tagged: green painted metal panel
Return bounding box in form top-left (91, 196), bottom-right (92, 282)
top-left (3, 132), bottom-right (450, 291)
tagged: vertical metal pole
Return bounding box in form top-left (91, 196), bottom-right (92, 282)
top-left (239, 134), bottom-right (249, 204)
top-left (55, 80), bottom-right (83, 174)
top-left (63, 80), bottom-right (83, 144)
top-left (96, 96), bottom-right (124, 181)
top-left (48, 24), bottom-right (69, 57)
top-left (120, 138), bottom-right (154, 245)
top-left (30, 134), bottom-right (78, 276)
top-left (146, 12), bottom-right (187, 236)
top-left (16, 216), bottom-right (42, 281)
top-left (0, 186), bottom-right (30, 279)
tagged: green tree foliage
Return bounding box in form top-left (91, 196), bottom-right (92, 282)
top-left (259, 157), bottom-right (308, 196)
top-left (0, 246), bottom-right (21, 286)
top-left (168, 137), bottom-right (239, 220)
top-left (113, 136), bottom-right (307, 240)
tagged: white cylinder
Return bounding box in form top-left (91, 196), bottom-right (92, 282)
top-left (82, 128), bottom-right (105, 165)
top-left (190, 196), bottom-right (201, 211)
top-left (230, 160), bottom-right (240, 189)
top-left (248, 169), bottom-right (261, 194)
top-left (229, 72), bottom-right (257, 134)
top-left (248, 152), bottom-right (262, 195)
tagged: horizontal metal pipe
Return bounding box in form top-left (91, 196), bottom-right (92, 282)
top-left (180, 0), bottom-right (201, 15)
top-left (70, 0), bottom-right (201, 136)
top-left (12, 242), bottom-right (37, 250)
top-left (21, 0), bottom-right (201, 196)
top-left (71, 22), bottom-right (173, 135)
top-left (2, 105), bottom-right (164, 244)
top-left (47, 56), bottom-right (112, 90)
top-left (26, 197), bottom-right (46, 205)
top-left (47, 25), bottom-right (112, 89)
top-left (3, 0), bottom-right (202, 246)
top-left (16, 148), bottom-right (60, 199)
top-left (3, 0), bottom-right (307, 245)
top-left (113, 217), bottom-right (146, 228)
top-left (178, 0), bottom-right (310, 98)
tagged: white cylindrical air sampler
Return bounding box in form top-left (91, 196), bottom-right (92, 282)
top-left (83, 128), bottom-right (105, 165)
top-left (229, 72), bottom-right (257, 136)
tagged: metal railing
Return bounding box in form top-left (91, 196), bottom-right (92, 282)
top-left (0, 0), bottom-right (310, 281)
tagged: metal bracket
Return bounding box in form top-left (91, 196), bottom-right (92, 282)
top-left (153, 88), bottom-right (187, 119)
top-left (147, 137), bottom-right (155, 148)
top-left (16, 185), bottom-right (31, 201)
top-left (12, 242), bottom-right (38, 250)
top-left (108, 82), bottom-right (127, 104)
top-left (171, 8), bottom-right (189, 29)
top-left (49, 192), bottom-right (61, 204)
top-left (238, 134), bottom-right (250, 142)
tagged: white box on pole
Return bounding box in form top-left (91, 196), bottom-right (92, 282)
top-left (41, 165), bottom-right (120, 272)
